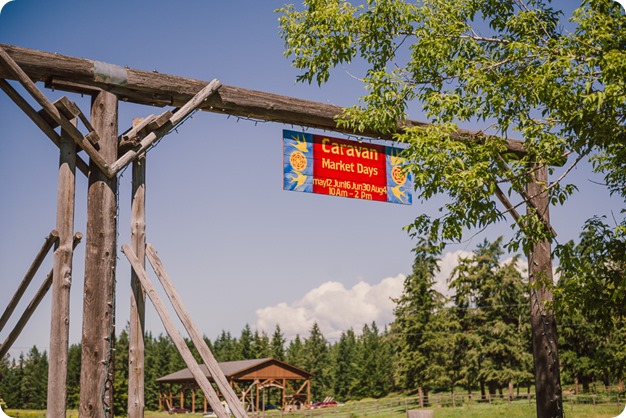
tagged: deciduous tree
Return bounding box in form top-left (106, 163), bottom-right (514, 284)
top-left (278, 2), bottom-right (625, 415)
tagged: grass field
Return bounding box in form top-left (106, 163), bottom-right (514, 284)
top-left (4, 400), bottom-right (625, 417)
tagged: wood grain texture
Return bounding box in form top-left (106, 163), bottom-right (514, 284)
top-left (0, 43), bottom-right (527, 156)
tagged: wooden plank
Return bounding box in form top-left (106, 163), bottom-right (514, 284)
top-left (0, 45), bottom-right (112, 178)
top-left (145, 243), bottom-right (248, 418)
top-left (0, 233), bottom-right (82, 359)
top-left (121, 244), bottom-right (232, 418)
top-left (79, 91), bottom-right (118, 418)
top-left (0, 44), bottom-right (528, 157)
top-left (0, 230), bottom-right (58, 333)
top-left (0, 79), bottom-right (90, 176)
top-left (120, 115), bottom-right (156, 143)
top-left (110, 79), bottom-right (222, 174)
top-left (527, 164), bottom-right (563, 418)
top-left (146, 110), bottom-right (173, 131)
top-left (128, 153), bottom-right (146, 418)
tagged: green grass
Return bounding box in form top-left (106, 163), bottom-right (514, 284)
top-left (4, 402), bottom-right (624, 418)
top-left (428, 402), bottom-right (622, 418)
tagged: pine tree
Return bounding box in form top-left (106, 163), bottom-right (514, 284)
top-left (238, 324), bottom-right (254, 360)
top-left (66, 343), bottom-right (82, 409)
top-left (270, 325), bottom-right (286, 361)
top-left (302, 323), bottom-right (331, 400)
top-left (449, 237), bottom-right (530, 398)
top-left (286, 335), bottom-right (305, 368)
top-left (355, 323), bottom-right (393, 398)
top-left (20, 346), bottom-right (48, 409)
top-left (391, 239), bottom-right (445, 399)
top-left (252, 330), bottom-right (271, 359)
top-left (213, 330), bottom-right (239, 362)
top-left (332, 328), bottom-right (358, 400)
top-left (114, 328), bottom-right (130, 416)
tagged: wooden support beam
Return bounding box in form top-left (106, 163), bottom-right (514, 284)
top-left (0, 45), bottom-right (113, 178)
top-left (110, 79), bottom-right (222, 174)
top-left (0, 44), bottom-right (528, 157)
top-left (0, 230), bottom-right (58, 333)
top-left (145, 243), bottom-right (248, 418)
top-left (0, 79), bottom-right (90, 176)
top-left (0, 233), bottom-right (82, 359)
top-left (121, 244), bottom-right (233, 418)
top-left (527, 164), bottom-right (563, 418)
top-left (47, 121), bottom-right (78, 418)
top-left (128, 151), bottom-right (146, 418)
top-left (79, 90), bottom-right (118, 418)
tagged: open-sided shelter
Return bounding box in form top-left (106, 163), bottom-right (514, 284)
top-left (156, 357), bottom-right (312, 413)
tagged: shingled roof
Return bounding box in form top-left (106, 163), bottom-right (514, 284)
top-left (156, 357), bottom-right (312, 384)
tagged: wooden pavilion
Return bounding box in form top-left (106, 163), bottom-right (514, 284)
top-left (156, 358), bottom-right (312, 413)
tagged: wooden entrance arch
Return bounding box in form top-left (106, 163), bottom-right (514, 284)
top-left (0, 42), bottom-right (559, 418)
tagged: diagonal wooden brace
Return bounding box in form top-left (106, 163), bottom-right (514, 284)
top-left (0, 79), bottom-right (90, 176)
top-left (122, 244), bottom-right (235, 418)
top-left (110, 79), bottom-right (222, 175)
top-left (0, 45), bottom-right (114, 178)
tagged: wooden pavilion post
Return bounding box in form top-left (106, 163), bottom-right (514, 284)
top-left (527, 164), bottom-right (563, 418)
top-left (79, 90), bottom-right (118, 418)
top-left (128, 152), bottom-right (146, 418)
top-left (46, 119), bottom-right (77, 418)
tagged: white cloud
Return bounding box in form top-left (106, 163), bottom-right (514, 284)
top-left (255, 250), bottom-right (528, 341)
top-left (255, 275), bottom-right (405, 341)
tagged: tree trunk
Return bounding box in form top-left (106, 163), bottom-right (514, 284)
top-left (527, 164), bottom-right (563, 418)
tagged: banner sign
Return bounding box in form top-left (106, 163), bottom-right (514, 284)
top-left (283, 130), bottom-right (412, 205)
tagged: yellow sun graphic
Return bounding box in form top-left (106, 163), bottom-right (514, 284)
top-left (289, 150), bottom-right (308, 171)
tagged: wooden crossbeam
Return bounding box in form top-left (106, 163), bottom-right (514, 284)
top-left (0, 43), bottom-right (528, 157)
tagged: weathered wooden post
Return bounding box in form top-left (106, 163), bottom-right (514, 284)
top-left (47, 120), bottom-right (78, 418)
top-left (128, 153), bottom-right (146, 418)
top-left (527, 163), bottom-right (563, 418)
top-left (79, 90), bottom-right (118, 418)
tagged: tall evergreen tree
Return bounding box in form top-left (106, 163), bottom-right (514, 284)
top-left (302, 323), bottom-right (331, 400)
top-left (66, 343), bottom-right (82, 409)
top-left (19, 346), bottom-right (48, 409)
top-left (252, 330), bottom-right (271, 359)
top-left (0, 354), bottom-right (22, 409)
top-left (238, 324), bottom-right (254, 360)
top-left (286, 335), bottom-right (305, 368)
top-left (114, 328), bottom-right (130, 416)
top-left (355, 322), bottom-right (393, 399)
top-left (390, 239), bottom-right (446, 398)
top-left (212, 330), bottom-right (236, 362)
top-left (270, 325), bottom-right (286, 361)
top-left (331, 328), bottom-right (358, 400)
top-left (449, 237), bottom-right (530, 398)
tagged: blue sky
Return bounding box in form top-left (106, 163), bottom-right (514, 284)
top-left (0, 0), bottom-right (622, 358)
